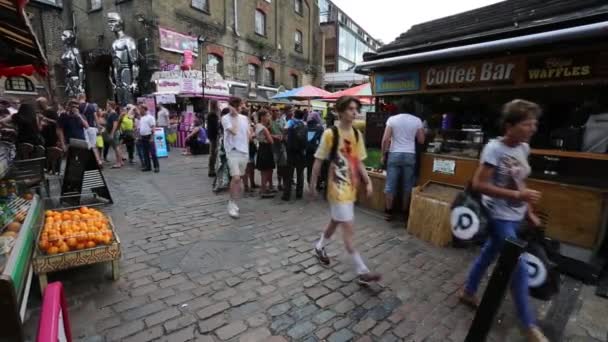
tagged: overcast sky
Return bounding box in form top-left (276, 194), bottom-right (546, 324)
top-left (330, 0), bottom-right (504, 44)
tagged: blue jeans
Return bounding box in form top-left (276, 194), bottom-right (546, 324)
top-left (384, 152), bottom-right (416, 196)
top-left (465, 219), bottom-right (535, 328)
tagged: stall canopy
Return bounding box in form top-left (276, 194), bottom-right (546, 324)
top-left (325, 83), bottom-right (372, 99)
top-left (0, 0), bottom-right (48, 77)
top-left (271, 85), bottom-right (332, 100)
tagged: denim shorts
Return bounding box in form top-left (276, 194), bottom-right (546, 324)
top-left (384, 152), bottom-right (416, 195)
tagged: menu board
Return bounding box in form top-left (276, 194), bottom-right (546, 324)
top-left (365, 112), bottom-right (391, 148)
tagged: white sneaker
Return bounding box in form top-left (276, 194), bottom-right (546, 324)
top-left (227, 201), bottom-right (239, 218)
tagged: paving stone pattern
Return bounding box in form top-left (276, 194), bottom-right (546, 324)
top-left (21, 155), bottom-right (601, 341)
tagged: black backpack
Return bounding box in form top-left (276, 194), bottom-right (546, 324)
top-left (306, 125), bottom-right (323, 155)
top-left (287, 120), bottom-right (308, 152)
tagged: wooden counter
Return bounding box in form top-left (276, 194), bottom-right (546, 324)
top-left (418, 152), bottom-right (608, 250)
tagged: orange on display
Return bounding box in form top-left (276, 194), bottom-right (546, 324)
top-left (39, 206), bottom-right (113, 255)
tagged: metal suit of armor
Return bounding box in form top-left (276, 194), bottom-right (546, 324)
top-left (61, 30), bottom-right (85, 97)
top-left (107, 12), bottom-right (139, 106)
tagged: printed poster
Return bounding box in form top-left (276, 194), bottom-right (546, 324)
top-left (154, 128), bottom-right (169, 158)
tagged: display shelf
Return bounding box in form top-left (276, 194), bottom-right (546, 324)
top-left (531, 149), bottom-right (608, 161)
top-left (0, 195), bottom-right (41, 341)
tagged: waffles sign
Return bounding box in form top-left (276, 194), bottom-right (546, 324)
top-left (526, 54), bottom-right (600, 82)
top-left (426, 60), bottom-right (517, 88)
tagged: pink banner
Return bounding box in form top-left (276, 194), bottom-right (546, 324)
top-left (159, 27), bottom-right (199, 56)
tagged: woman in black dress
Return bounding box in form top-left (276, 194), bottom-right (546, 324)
top-left (255, 109), bottom-right (275, 198)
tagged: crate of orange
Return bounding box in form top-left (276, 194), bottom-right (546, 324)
top-left (32, 206), bottom-right (121, 291)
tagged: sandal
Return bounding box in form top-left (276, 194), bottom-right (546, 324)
top-left (111, 164), bottom-right (122, 169)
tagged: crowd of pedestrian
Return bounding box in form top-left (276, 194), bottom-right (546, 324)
top-left (0, 96), bottom-right (162, 173)
top-left (206, 98), bottom-right (326, 202)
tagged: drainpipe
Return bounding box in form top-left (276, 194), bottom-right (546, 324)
top-left (233, 0), bottom-right (240, 36)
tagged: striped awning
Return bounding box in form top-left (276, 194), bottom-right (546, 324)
top-left (0, 0), bottom-right (48, 76)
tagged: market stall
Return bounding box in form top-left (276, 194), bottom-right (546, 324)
top-left (355, 18), bottom-right (608, 279)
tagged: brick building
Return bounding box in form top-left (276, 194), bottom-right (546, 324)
top-left (0, 0), bottom-right (68, 104)
top-left (23, 0), bottom-right (323, 105)
top-left (317, 0), bottom-right (381, 91)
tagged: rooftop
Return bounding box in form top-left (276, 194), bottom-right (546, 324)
top-left (367, 0), bottom-right (608, 61)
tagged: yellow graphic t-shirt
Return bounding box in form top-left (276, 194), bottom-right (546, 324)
top-left (315, 127), bottom-right (367, 204)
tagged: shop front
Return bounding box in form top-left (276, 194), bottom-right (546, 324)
top-left (356, 23), bottom-right (608, 280)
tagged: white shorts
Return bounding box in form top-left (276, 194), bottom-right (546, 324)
top-left (84, 127), bottom-right (98, 149)
top-left (227, 151), bottom-right (248, 177)
top-left (329, 203), bottom-right (355, 222)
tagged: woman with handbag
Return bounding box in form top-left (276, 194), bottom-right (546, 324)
top-left (459, 99), bottom-right (547, 342)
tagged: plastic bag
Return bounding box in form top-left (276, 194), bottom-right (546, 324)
top-left (450, 185), bottom-right (489, 242)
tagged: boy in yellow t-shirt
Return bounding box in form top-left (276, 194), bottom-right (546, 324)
top-left (310, 96), bottom-right (381, 285)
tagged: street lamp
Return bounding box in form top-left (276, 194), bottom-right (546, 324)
top-left (198, 35), bottom-right (207, 109)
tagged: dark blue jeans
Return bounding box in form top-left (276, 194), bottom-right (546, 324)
top-left (140, 135), bottom-right (159, 170)
top-left (465, 218), bottom-right (535, 328)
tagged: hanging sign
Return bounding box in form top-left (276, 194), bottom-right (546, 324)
top-left (374, 71), bottom-right (420, 94)
top-left (159, 27), bottom-right (199, 56)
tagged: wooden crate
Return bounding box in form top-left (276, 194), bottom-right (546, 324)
top-left (32, 216), bottom-right (121, 292)
top-left (406, 181), bottom-right (462, 247)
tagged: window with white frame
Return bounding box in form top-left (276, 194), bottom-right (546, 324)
top-left (207, 54), bottom-right (223, 76)
top-left (264, 68), bottom-right (275, 85)
top-left (294, 30), bottom-right (303, 53)
top-left (89, 0), bottom-right (101, 10)
top-left (294, 0), bottom-right (303, 15)
top-left (5, 77), bottom-right (36, 93)
top-left (255, 10), bottom-right (266, 36)
top-left (192, 0), bottom-right (209, 12)
top-left (248, 64), bottom-right (259, 82)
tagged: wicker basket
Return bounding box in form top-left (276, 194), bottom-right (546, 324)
top-left (406, 181), bottom-right (462, 247)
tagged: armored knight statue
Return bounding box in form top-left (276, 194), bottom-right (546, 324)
top-left (107, 12), bottom-right (139, 106)
top-left (61, 30), bottom-right (85, 97)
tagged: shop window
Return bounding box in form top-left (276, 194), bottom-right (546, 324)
top-left (291, 74), bottom-right (299, 89)
top-left (264, 68), bottom-right (275, 86)
top-left (89, 0), bottom-right (101, 11)
top-left (294, 30), bottom-right (303, 53)
top-left (5, 77), bottom-right (36, 93)
top-left (294, 0), bottom-right (303, 15)
top-left (248, 64), bottom-right (259, 83)
top-left (207, 54), bottom-right (223, 76)
top-left (192, 0), bottom-right (209, 12)
top-left (255, 10), bottom-right (266, 36)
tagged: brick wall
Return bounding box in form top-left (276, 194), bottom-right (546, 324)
top-left (34, 0), bottom-right (324, 105)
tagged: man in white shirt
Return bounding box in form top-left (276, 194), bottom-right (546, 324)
top-left (157, 104), bottom-right (171, 152)
top-left (138, 104), bottom-right (160, 173)
top-left (221, 97), bottom-right (251, 218)
top-left (381, 101), bottom-right (425, 221)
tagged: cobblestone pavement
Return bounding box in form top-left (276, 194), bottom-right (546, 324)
top-left (23, 154), bottom-right (607, 341)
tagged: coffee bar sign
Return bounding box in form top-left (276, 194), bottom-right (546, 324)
top-left (425, 59), bottom-right (518, 89)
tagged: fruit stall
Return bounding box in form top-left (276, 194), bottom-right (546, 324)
top-left (0, 194), bottom-right (43, 341)
top-left (32, 206), bottom-right (121, 291)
